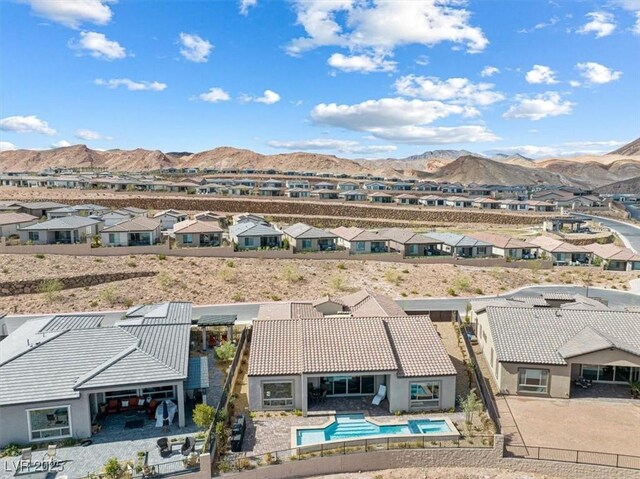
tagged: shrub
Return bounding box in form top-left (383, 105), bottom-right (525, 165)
top-left (34, 253), bottom-right (45, 259)
top-left (40, 279), bottom-right (63, 302)
top-left (330, 275), bottom-right (347, 291)
top-left (216, 342), bottom-right (236, 361)
top-left (94, 258), bottom-right (103, 263)
top-left (474, 287), bottom-right (484, 295)
top-left (384, 268), bottom-right (402, 285)
top-left (270, 294), bottom-right (282, 301)
top-left (126, 261), bottom-right (137, 268)
top-left (103, 457), bottom-right (124, 479)
top-left (231, 292), bottom-right (244, 302)
top-left (225, 260), bottom-right (235, 268)
top-left (157, 253), bottom-right (167, 261)
top-left (452, 275), bottom-right (472, 292)
top-left (0, 444), bottom-right (23, 458)
top-left (282, 264), bottom-right (304, 283)
top-left (447, 287), bottom-right (458, 296)
top-left (192, 403), bottom-right (215, 430)
top-left (217, 266), bottom-right (236, 283)
top-left (100, 285), bottom-right (118, 305)
top-left (336, 262), bottom-right (347, 270)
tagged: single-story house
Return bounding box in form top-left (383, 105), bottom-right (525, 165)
top-left (583, 243), bottom-right (640, 271)
top-left (193, 211), bottom-right (225, 225)
top-left (17, 202), bottom-right (69, 218)
top-left (100, 210), bottom-right (135, 228)
top-left (331, 226), bottom-right (389, 254)
top-left (419, 195), bottom-right (445, 207)
top-left (337, 182), bottom-right (358, 191)
top-left (313, 182), bottom-right (336, 190)
top-left (19, 216), bottom-right (103, 245)
top-left (248, 298), bottom-right (456, 415)
top-left (395, 194), bottom-right (419, 205)
top-left (499, 199), bottom-right (528, 211)
top-left (379, 228), bottom-right (445, 256)
top-left (229, 222), bottom-right (283, 250)
top-left (285, 180), bottom-right (310, 189)
top-left (440, 183), bottom-right (464, 194)
top-left (416, 182), bottom-right (439, 192)
top-left (368, 191), bottom-right (393, 203)
top-left (363, 181), bottom-right (387, 191)
top-left (444, 196), bottom-right (473, 208)
top-left (472, 198), bottom-right (501, 209)
top-left (311, 189), bottom-right (339, 200)
top-left (390, 182), bottom-right (413, 191)
top-left (173, 219), bottom-right (223, 247)
top-left (286, 188), bottom-right (311, 198)
top-left (0, 302), bottom-right (205, 447)
top-left (525, 200), bottom-right (556, 212)
top-left (46, 207), bottom-right (83, 219)
top-left (258, 187), bottom-right (284, 197)
top-left (69, 204), bottom-right (111, 217)
top-left (0, 213), bottom-right (38, 238)
top-left (232, 213), bottom-right (268, 226)
top-left (530, 236), bottom-right (591, 265)
top-left (339, 190), bottom-right (368, 202)
top-left (427, 232), bottom-right (493, 258)
top-left (468, 232), bottom-right (539, 260)
top-left (283, 223), bottom-right (338, 252)
top-left (153, 209), bottom-right (188, 230)
top-left (101, 217), bottom-right (162, 247)
top-left (474, 305), bottom-right (640, 399)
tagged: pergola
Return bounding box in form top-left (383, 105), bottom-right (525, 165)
top-left (195, 314), bottom-right (237, 351)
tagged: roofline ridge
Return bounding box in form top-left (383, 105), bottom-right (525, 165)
top-left (74, 341), bottom-right (140, 388)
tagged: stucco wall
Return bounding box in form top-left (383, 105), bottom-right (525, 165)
top-left (388, 375), bottom-right (457, 413)
top-left (248, 376), bottom-right (302, 411)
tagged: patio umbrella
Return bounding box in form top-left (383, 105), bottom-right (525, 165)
top-left (162, 401), bottom-right (169, 423)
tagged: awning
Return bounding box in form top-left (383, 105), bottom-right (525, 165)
top-left (185, 356), bottom-right (209, 390)
top-left (196, 314), bottom-right (237, 327)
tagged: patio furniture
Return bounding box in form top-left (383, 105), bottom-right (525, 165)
top-left (43, 445), bottom-right (57, 463)
top-left (106, 399), bottom-right (119, 414)
top-left (180, 437), bottom-right (196, 456)
top-left (20, 447), bottom-right (32, 468)
top-left (147, 399), bottom-right (159, 419)
top-left (372, 384), bottom-right (387, 406)
top-left (157, 438), bottom-right (172, 458)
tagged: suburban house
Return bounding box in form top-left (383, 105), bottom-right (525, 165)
top-left (584, 243), bottom-right (640, 271)
top-left (153, 210), bottom-right (188, 230)
top-left (0, 213), bottom-right (38, 238)
top-left (368, 192), bottom-right (394, 203)
top-left (232, 213), bottom-right (268, 226)
top-left (363, 181), bottom-right (387, 190)
top-left (100, 217), bottom-right (162, 247)
top-left (19, 216), bottom-right (103, 245)
top-left (17, 202), bottom-right (69, 218)
top-left (379, 228), bottom-right (444, 256)
top-left (472, 198), bottom-right (501, 209)
top-left (339, 190), bottom-right (368, 202)
top-left (286, 188), bottom-right (311, 198)
top-left (313, 182), bottom-right (336, 190)
top-left (311, 189), bottom-right (339, 200)
top-left (525, 200), bottom-right (556, 212)
top-left (0, 302), bottom-right (207, 447)
top-left (173, 219), bottom-right (223, 247)
top-left (530, 236), bottom-right (591, 265)
top-left (419, 195), bottom-right (445, 207)
top-left (283, 223), bottom-right (338, 252)
top-left (193, 211), bottom-right (225, 225)
top-left (331, 226), bottom-right (389, 254)
top-left (499, 199), bottom-right (528, 211)
top-left (395, 194), bottom-right (419, 205)
top-left (444, 196), bottom-right (473, 208)
top-left (427, 232), bottom-right (493, 258)
top-left (229, 222), bottom-right (283, 250)
top-left (337, 181), bottom-right (358, 191)
top-left (468, 232), bottom-right (539, 259)
top-left (473, 303), bottom-right (640, 399)
top-left (248, 290), bottom-right (457, 415)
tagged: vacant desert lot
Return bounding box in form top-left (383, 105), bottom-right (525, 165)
top-left (505, 396), bottom-right (640, 457)
top-left (0, 253), bottom-right (637, 314)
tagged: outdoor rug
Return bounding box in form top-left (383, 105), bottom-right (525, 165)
top-left (124, 419), bottom-right (145, 429)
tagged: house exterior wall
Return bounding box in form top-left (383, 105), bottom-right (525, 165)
top-left (0, 395), bottom-right (91, 447)
top-left (156, 214), bottom-right (186, 230)
top-left (175, 232), bottom-right (222, 247)
top-left (388, 374), bottom-right (456, 412)
top-left (248, 375), bottom-right (302, 411)
top-left (0, 220), bottom-right (38, 238)
top-left (336, 238), bottom-right (372, 254)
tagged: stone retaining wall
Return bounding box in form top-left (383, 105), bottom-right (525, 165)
top-left (0, 271), bottom-right (157, 296)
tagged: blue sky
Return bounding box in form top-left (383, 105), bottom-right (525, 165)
top-left (1, 0), bottom-right (639, 159)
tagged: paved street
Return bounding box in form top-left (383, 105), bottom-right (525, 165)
top-left (575, 213), bottom-right (640, 253)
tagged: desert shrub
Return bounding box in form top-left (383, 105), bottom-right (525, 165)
top-left (192, 403), bottom-right (215, 430)
top-left (40, 279), bottom-right (63, 302)
top-left (34, 253), bottom-right (45, 259)
top-left (100, 285), bottom-right (118, 305)
top-left (231, 292), bottom-right (244, 302)
top-left (452, 275), bottom-right (472, 292)
top-left (270, 294), bottom-right (282, 301)
top-left (330, 275), bottom-right (347, 291)
top-left (282, 264), bottom-right (304, 283)
top-left (336, 262), bottom-right (347, 270)
top-left (447, 287), bottom-right (458, 296)
top-left (225, 260), bottom-right (235, 268)
top-left (126, 260), bottom-right (137, 268)
top-left (103, 457), bottom-right (124, 479)
top-left (157, 271), bottom-right (171, 289)
top-left (384, 268), bottom-right (402, 285)
top-left (217, 266), bottom-right (236, 283)
top-left (157, 253), bottom-right (167, 260)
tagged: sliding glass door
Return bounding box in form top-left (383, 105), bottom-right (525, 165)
top-left (322, 376), bottom-right (375, 396)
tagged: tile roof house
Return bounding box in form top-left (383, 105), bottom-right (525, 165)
top-left (530, 236), bottom-right (591, 265)
top-left (474, 305), bottom-right (640, 399)
top-left (0, 213), bottom-right (38, 238)
top-left (378, 228), bottom-right (445, 257)
top-left (583, 243), bottom-right (640, 271)
top-left (427, 232), bottom-right (493, 258)
top-left (229, 222), bottom-right (283, 250)
top-left (101, 217), bottom-right (162, 246)
top-left (249, 290), bottom-right (456, 414)
top-left (17, 202), bottom-right (69, 218)
top-left (468, 232), bottom-right (539, 260)
top-left (283, 223), bottom-right (338, 252)
top-left (19, 216), bottom-right (103, 245)
top-left (331, 226), bottom-right (389, 254)
top-left (173, 219), bottom-right (223, 247)
top-left (152, 209), bottom-right (188, 230)
top-left (0, 302), bottom-right (210, 447)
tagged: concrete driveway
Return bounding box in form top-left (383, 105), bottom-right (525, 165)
top-left (504, 395), bottom-right (640, 457)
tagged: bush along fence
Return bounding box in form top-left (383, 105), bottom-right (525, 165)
top-left (203, 328), bottom-right (250, 463)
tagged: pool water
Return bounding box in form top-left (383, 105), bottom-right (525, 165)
top-left (296, 413), bottom-right (453, 446)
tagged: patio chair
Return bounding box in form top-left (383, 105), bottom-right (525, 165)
top-left (157, 437), bottom-right (172, 458)
top-left (106, 399), bottom-right (119, 414)
top-left (372, 384), bottom-right (387, 406)
top-left (20, 448), bottom-right (32, 469)
top-left (43, 445), bottom-right (57, 463)
top-left (180, 437), bottom-right (196, 456)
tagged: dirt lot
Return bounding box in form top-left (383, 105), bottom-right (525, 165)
top-left (504, 396), bottom-right (640, 456)
top-left (308, 468), bottom-right (565, 479)
top-left (0, 254), bottom-right (637, 314)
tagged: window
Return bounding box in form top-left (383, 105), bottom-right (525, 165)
top-left (183, 234), bottom-right (193, 244)
top-left (244, 237), bottom-right (254, 247)
top-left (323, 376), bottom-right (375, 396)
top-left (28, 406), bottom-right (71, 441)
top-left (301, 239), bottom-right (312, 249)
top-left (105, 389), bottom-right (138, 400)
top-left (28, 231), bottom-right (40, 241)
top-left (518, 369), bottom-right (549, 394)
top-left (477, 247), bottom-right (487, 255)
top-left (408, 244), bottom-right (418, 255)
top-left (356, 241), bottom-right (365, 251)
top-left (142, 385), bottom-right (175, 400)
top-left (262, 382), bottom-right (293, 408)
top-left (108, 233), bottom-right (116, 244)
top-left (410, 382), bottom-right (440, 408)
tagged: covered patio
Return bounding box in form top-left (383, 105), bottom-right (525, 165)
top-left (195, 314), bottom-right (237, 351)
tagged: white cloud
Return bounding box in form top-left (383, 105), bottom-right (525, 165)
top-left (51, 140), bottom-right (72, 148)
top-left (635, 12), bottom-right (640, 34)
top-left (75, 129), bottom-right (111, 140)
top-left (415, 55), bottom-right (429, 66)
top-left (70, 31), bottom-right (126, 60)
top-left (241, 90), bottom-right (281, 104)
top-left (525, 65), bottom-right (558, 84)
top-left (196, 87), bottom-right (231, 103)
top-left (485, 139), bottom-right (625, 158)
top-left (366, 125), bottom-right (500, 144)
top-left (576, 62), bottom-right (622, 84)
top-left (0, 115), bottom-right (57, 135)
top-left (394, 75), bottom-right (504, 106)
top-left (178, 33), bottom-right (213, 63)
top-left (0, 141), bottom-right (17, 151)
top-left (518, 16), bottom-right (559, 33)
top-left (328, 53), bottom-right (396, 73)
top-left (239, 0), bottom-right (257, 15)
top-left (286, 0), bottom-right (488, 64)
top-left (95, 78), bottom-right (167, 91)
top-left (480, 66), bottom-right (500, 77)
top-left (267, 138), bottom-right (397, 154)
top-left (577, 12), bottom-right (616, 38)
top-left (22, 0), bottom-right (114, 28)
top-left (569, 80), bottom-right (581, 87)
top-left (503, 92), bottom-right (574, 121)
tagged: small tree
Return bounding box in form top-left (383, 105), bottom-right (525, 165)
top-left (216, 342), bottom-right (236, 361)
top-left (460, 389), bottom-right (482, 430)
top-left (192, 403), bottom-right (215, 430)
top-left (103, 457), bottom-right (124, 479)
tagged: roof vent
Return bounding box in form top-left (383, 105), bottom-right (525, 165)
top-left (555, 310), bottom-right (562, 317)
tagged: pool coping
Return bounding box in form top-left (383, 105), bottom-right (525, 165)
top-left (290, 412), bottom-right (460, 449)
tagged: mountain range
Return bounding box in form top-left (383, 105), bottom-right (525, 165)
top-left (0, 138), bottom-right (638, 189)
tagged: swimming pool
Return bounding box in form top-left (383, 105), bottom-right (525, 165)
top-left (295, 413), bottom-right (457, 446)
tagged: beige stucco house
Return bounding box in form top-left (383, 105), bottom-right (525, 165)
top-left (283, 223), bottom-right (338, 252)
top-left (173, 219), bottom-right (223, 247)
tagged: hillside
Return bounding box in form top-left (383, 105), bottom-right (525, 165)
top-left (362, 149), bottom-right (474, 173)
top-left (608, 137), bottom-right (640, 156)
top-left (537, 158), bottom-right (640, 187)
top-left (430, 155), bottom-right (577, 186)
top-left (596, 176), bottom-right (640, 194)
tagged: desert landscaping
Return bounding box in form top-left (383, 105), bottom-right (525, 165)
top-left (307, 468), bottom-right (565, 479)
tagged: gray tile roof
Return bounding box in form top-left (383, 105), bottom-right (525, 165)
top-left (485, 306), bottom-right (640, 365)
top-left (230, 222), bottom-right (282, 237)
top-left (40, 315), bottom-right (104, 332)
top-left (197, 315), bottom-right (237, 326)
top-left (101, 216), bottom-right (160, 232)
top-left (427, 232), bottom-right (492, 248)
top-left (18, 201), bottom-right (68, 210)
top-left (284, 223), bottom-right (337, 239)
top-left (468, 232), bottom-right (537, 249)
top-left (20, 216), bottom-right (102, 230)
top-left (120, 324), bottom-right (190, 376)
